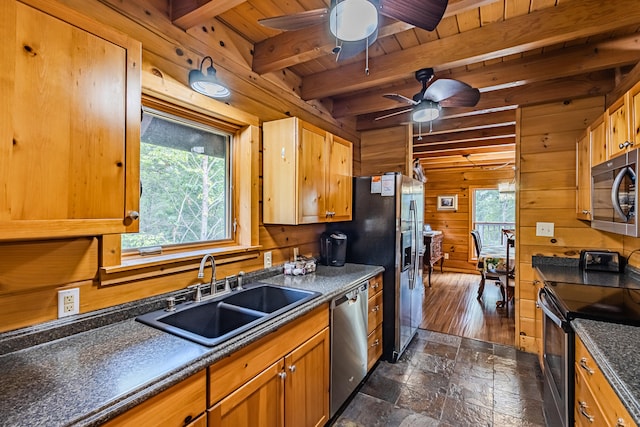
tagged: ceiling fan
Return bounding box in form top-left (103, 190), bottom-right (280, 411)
top-left (258, 0), bottom-right (449, 63)
top-left (376, 67), bottom-right (480, 123)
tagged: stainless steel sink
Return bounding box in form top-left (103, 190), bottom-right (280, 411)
top-left (136, 283), bottom-right (320, 346)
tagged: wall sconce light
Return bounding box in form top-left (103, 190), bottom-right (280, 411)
top-left (189, 56), bottom-right (230, 99)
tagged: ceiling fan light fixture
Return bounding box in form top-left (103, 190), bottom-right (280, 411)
top-left (329, 0), bottom-right (378, 42)
top-left (412, 101), bottom-right (440, 122)
top-left (189, 56), bottom-right (230, 99)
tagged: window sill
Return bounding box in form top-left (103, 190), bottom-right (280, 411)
top-left (99, 245), bottom-right (262, 287)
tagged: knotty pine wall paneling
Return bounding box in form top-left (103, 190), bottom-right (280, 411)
top-left (423, 169), bottom-right (515, 273)
top-left (516, 96), bottom-right (612, 353)
top-left (359, 126), bottom-right (412, 176)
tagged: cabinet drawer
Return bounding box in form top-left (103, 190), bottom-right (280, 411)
top-left (102, 370), bottom-right (206, 427)
top-left (367, 326), bottom-right (383, 371)
top-left (208, 304), bottom-right (329, 406)
top-left (575, 367), bottom-right (607, 427)
top-left (368, 273), bottom-right (383, 296)
top-left (575, 338), bottom-right (637, 427)
top-left (367, 291), bottom-right (383, 335)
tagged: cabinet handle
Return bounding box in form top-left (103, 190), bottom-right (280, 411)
top-left (616, 418), bottom-right (627, 427)
top-left (582, 210), bottom-right (590, 214)
top-left (578, 401), bottom-right (595, 423)
top-left (371, 305), bottom-right (380, 312)
top-left (579, 357), bottom-right (595, 375)
top-left (620, 142), bottom-right (626, 149)
top-left (289, 365), bottom-right (296, 373)
top-left (370, 339), bottom-right (380, 348)
top-left (278, 372), bottom-right (287, 379)
top-left (126, 210), bottom-right (140, 220)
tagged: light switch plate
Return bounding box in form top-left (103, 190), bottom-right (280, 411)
top-left (536, 222), bottom-right (554, 237)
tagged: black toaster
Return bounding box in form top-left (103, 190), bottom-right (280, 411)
top-left (579, 250), bottom-right (623, 273)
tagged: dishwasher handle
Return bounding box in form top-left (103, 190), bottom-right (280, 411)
top-left (331, 282), bottom-right (368, 309)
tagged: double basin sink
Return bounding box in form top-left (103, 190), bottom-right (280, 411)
top-left (137, 283), bottom-right (321, 347)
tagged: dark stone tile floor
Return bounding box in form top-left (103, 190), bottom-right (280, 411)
top-left (332, 329), bottom-right (544, 427)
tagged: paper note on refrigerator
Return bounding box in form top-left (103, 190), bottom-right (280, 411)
top-left (371, 176), bottom-right (381, 193)
top-left (381, 175), bottom-right (395, 196)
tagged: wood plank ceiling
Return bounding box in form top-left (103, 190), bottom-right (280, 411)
top-left (168, 0), bottom-right (640, 171)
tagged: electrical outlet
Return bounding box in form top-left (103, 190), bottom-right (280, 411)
top-left (58, 288), bottom-right (80, 318)
top-left (536, 222), bottom-right (555, 237)
top-left (264, 251), bottom-right (272, 268)
top-left (444, 253), bottom-right (449, 260)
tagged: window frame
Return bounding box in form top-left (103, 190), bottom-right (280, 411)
top-left (469, 185), bottom-right (516, 262)
top-left (98, 85), bottom-right (260, 286)
top-left (122, 105), bottom-right (234, 252)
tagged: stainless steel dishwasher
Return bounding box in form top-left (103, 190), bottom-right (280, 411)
top-left (330, 280), bottom-right (369, 417)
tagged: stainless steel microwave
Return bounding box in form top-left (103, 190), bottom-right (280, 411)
top-left (591, 149), bottom-right (638, 236)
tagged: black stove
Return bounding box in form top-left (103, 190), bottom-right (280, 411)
top-left (545, 281), bottom-right (640, 326)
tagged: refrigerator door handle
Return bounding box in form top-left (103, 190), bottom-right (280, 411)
top-left (408, 199), bottom-right (417, 289)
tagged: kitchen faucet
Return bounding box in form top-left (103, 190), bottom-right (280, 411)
top-left (189, 254), bottom-right (216, 302)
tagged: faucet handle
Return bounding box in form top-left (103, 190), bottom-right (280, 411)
top-left (237, 271), bottom-right (245, 290)
top-left (224, 276), bottom-right (233, 292)
top-left (187, 283), bottom-right (203, 302)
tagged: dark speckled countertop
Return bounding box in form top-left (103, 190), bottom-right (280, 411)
top-left (0, 263), bottom-right (383, 427)
top-left (533, 256), bottom-right (640, 424)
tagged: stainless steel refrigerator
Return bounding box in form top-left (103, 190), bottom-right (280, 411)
top-left (330, 173), bottom-right (424, 362)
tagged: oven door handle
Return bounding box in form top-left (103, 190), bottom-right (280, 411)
top-left (537, 287), bottom-right (568, 329)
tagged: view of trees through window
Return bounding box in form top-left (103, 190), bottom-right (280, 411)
top-left (473, 188), bottom-right (515, 247)
top-left (122, 110), bottom-right (230, 250)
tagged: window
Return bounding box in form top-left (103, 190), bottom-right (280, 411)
top-left (122, 108), bottom-right (232, 251)
top-left (471, 186), bottom-right (515, 249)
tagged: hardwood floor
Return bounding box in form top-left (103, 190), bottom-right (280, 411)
top-left (421, 271), bottom-right (516, 347)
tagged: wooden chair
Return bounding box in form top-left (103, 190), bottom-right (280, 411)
top-left (470, 230), bottom-right (503, 300)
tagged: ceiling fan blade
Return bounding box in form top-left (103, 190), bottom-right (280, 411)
top-left (438, 87), bottom-right (480, 107)
top-left (379, 0), bottom-right (448, 31)
top-left (258, 8), bottom-right (328, 31)
top-left (383, 93), bottom-right (418, 105)
top-left (423, 78), bottom-right (478, 104)
top-left (374, 107), bottom-right (412, 121)
top-left (335, 28), bottom-right (378, 61)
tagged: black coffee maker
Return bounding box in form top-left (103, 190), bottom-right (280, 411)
top-left (319, 231), bottom-right (347, 267)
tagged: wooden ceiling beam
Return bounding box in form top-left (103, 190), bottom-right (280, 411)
top-left (332, 34), bottom-right (640, 118)
top-left (252, 0), bottom-right (502, 74)
top-left (171, 0), bottom-right (245, 30)
top-left (356, 72), bottom-right (615, 130)
top-left (301, 0), bottom-right (640, 100)
top-left (415, 110), bottom-right (516, 135)
top-left (413, 125), bottom-right (516, 146)
top-left (415, 143), bottom-right (516, 158)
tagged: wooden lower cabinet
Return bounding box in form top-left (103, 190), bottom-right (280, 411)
top-left (208, 359), bottom-right (285, 427)
top-left (101, 370), bottom-right (206, 427)
top-left (575, 336), bottom-right (637, 427)
top-left (367, 273), bottom-right (384, 371)
top-left (208, 305), bottom-right (330, 427)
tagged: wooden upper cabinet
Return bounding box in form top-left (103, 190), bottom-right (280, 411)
top-left (0, 0), bottom-right (141, 240)
top-left (607, 92), bottom-right (633, 159)
top-left (589, 115), bottom-right (607, 167)
top-left (263, 117), bottom-right (352, 225)
top-left (326, 135), bottom-right (353, 222)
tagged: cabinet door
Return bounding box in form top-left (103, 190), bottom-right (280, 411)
top-left (284, 327), bottom-right (329, 427)
top-left (209, 359), bottom-right (285, 427)
top-left (608, 94), bottom-right (632, 159)
top-left (631, 81), bottom-right (640, 150)
top-left (576, 132), bottom-right (591, 220)
top-left (0, 0), bottom-right (141, 240)
top-left (326, 135), bottom-right (353, 222)
top-left (298, 121), bottom-right (327, 224)
top-left (590, 115), bottom-right (607, 166)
